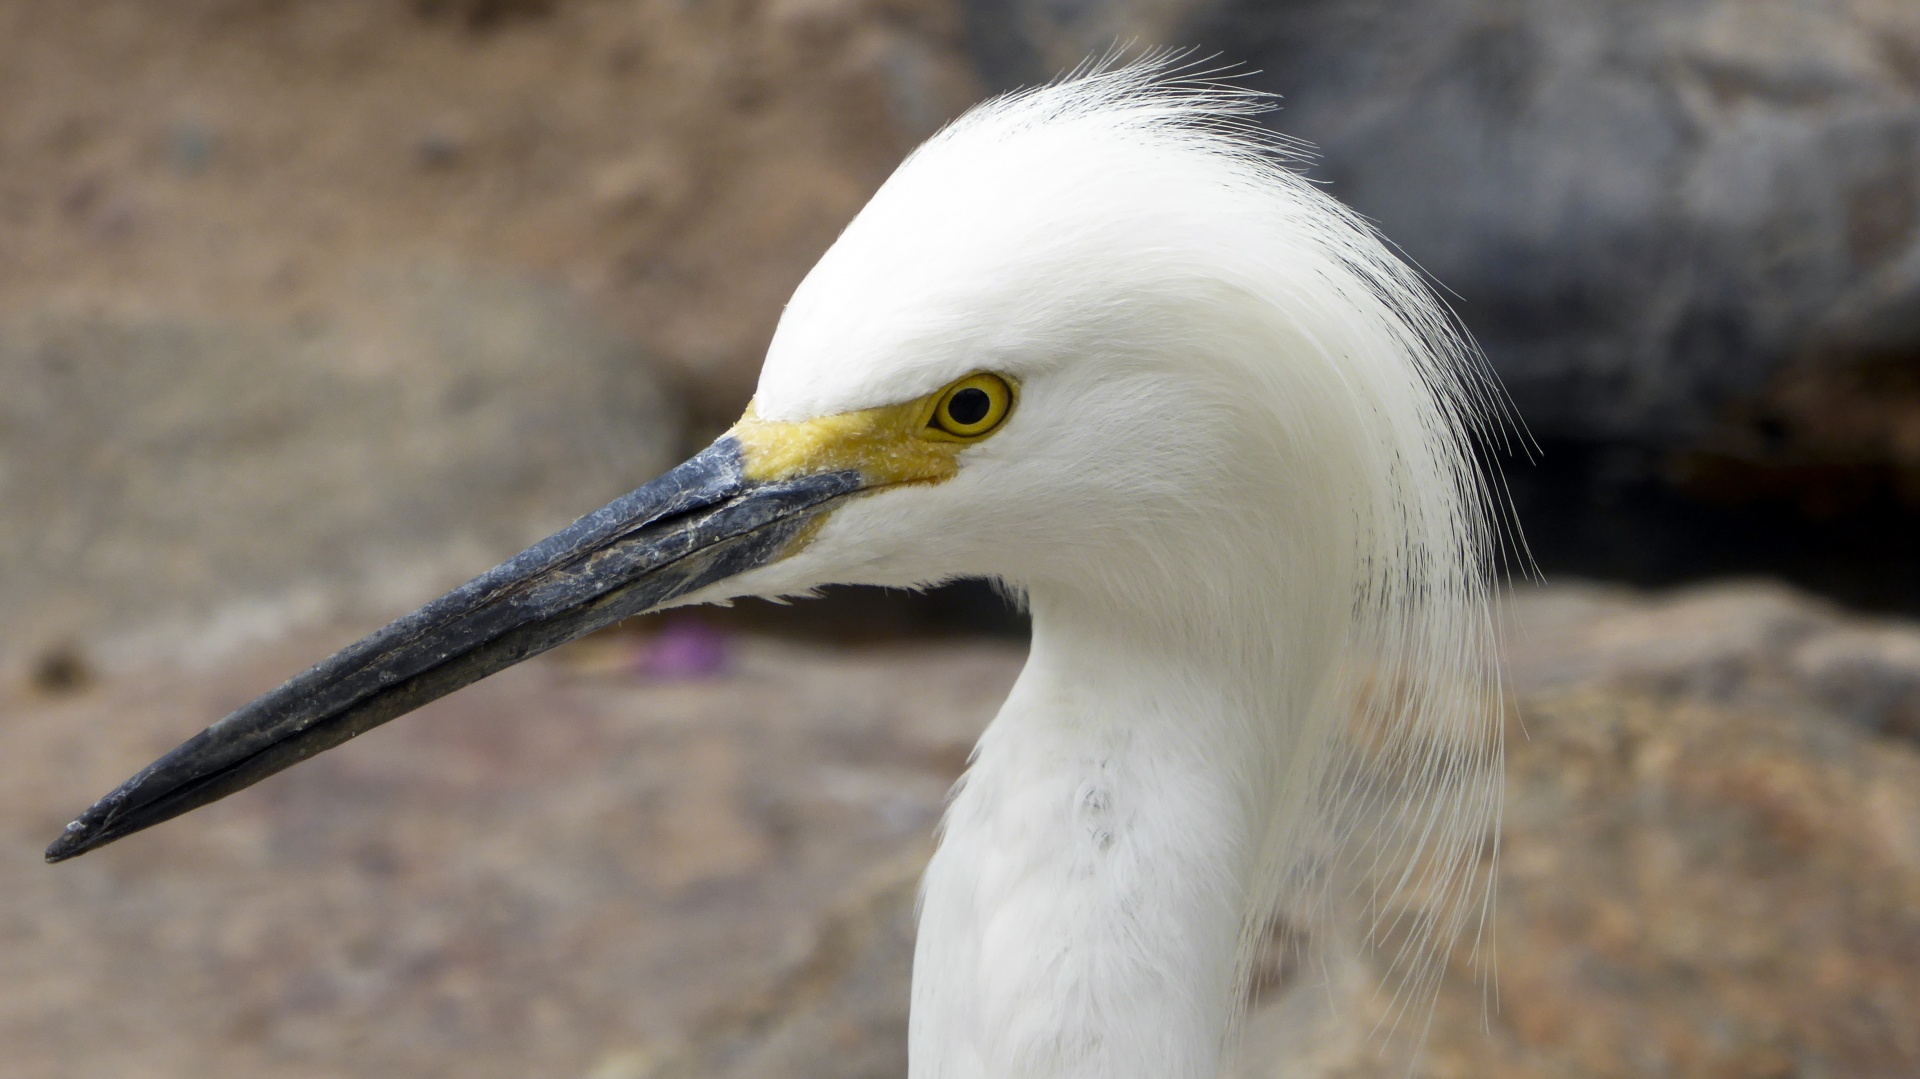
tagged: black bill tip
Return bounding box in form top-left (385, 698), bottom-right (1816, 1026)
top-left (46, 821), bottom-right (90, 863)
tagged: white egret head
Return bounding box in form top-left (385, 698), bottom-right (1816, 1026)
top-left (49, 61), bottom-right (1511, 1079)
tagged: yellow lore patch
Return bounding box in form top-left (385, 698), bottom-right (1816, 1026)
top-left (729, 374), bottom-right (1015, 488)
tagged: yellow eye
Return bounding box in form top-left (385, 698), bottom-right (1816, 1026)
top-left (927, 373), bottom-right (1014, 440)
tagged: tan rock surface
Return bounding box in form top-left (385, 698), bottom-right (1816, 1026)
top-left (1, 270), bottom-right (683, 683)
top-left (7, 582), bottom-right (1920, 1078)
top-left (0, 0), bottom-right (976, 413)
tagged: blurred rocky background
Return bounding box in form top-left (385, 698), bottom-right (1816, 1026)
top-left (3, 1), bottom-right (1919, 1077)
top-left (7, 584), bottom-right (1920, 1078)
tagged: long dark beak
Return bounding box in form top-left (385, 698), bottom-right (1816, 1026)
top-left (46, 436), bottom-right (860, 863)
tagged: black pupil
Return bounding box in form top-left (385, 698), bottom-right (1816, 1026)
top-left (946, 387), bottom-right (992, 426)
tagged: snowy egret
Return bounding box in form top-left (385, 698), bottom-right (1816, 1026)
top-left (48, 62), bottom-right (1510, 1079)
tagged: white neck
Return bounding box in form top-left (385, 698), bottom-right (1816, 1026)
top-left (909, 590), bottom-right (1288, 1079)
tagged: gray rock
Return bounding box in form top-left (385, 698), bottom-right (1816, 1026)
top-left (968, 0), bottom-right (1920, 447)
top-left (1505, 578), bottom-right (1920, 739)
top-left (1790, 622), bottom-right (1920, 737)
top-left (0, 265), bottom-right (682, 681)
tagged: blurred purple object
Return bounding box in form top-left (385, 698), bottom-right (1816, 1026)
top-left (633, 620), bottom-right (730, 680)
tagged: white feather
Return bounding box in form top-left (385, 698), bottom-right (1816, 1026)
top-left (701, 57), bottom-right (1511, 1079)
